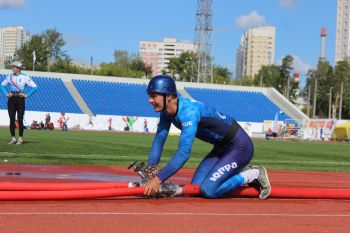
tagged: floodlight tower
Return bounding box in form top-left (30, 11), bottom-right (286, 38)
top-left (194, 0), bottom-right (213, 83)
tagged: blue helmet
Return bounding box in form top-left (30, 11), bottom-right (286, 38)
top-left (147, 75), bottom-right (177, 95)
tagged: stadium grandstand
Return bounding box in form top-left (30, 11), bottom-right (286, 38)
top-left (0, 69), bottom-right (309, 137)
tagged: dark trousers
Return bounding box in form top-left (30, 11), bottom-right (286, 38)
top-left (8, 96), bottom-right (25, 137)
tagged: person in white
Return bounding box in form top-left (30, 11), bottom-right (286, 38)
top-left (0, 62), bottom-right (38, 144)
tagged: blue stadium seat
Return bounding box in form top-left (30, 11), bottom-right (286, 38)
top-left (72, 79), bottom-right (158, 117)
top-left (184, 87), bottom-right (290, 122)
top-left (0, 74), bottom-right (82, 113)
top-left (1, 73), bottom-right (291, 122)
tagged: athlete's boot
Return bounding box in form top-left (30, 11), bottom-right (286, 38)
top-left (157, 183), bottom-right (183, 198)
top-left (250, 166), bottom-right (271, 199)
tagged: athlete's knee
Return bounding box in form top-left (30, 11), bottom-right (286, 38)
top-left (200, 183), bottom-right (220, 198)
top-left (191, 176), bottom-right (204, 185)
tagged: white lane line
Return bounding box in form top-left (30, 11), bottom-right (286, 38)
top-left (0, 212), bottom-right (349, 217)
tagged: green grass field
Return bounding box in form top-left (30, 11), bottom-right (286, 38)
top-left (0, 128), bottom-right (349, 172)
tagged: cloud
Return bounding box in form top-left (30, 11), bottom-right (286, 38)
top-left (0, 0), bottom-right (25, 8)
top-left (279, 0), bottom-right (297, 10)
top-left (235, 11), bottom-right (266, 28)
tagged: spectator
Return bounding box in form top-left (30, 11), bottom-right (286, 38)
top-left (39, 121), bottom-right (45, 129)
top-left (108, 117), bottom-right (112, 130)
top-left (144, 118), bottom-right (149, 133)
top-left (30, 120), bottom-right (40, 130)
top-left (45, 113), bottom-right (51, 129)
top-left (88, 115), bottom-right (94, 127)
top-left (59, 112), bottom-right (69, 131)
top-left (320, 127), bottom-right (324, 141)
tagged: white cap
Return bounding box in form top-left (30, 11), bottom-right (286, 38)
top-left (11, 61), bottom-right (23, 69)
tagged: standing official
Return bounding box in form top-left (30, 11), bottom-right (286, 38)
top-left (0, 62), bottom-right (38, 144)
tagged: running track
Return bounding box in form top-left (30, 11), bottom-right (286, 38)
top-left (0, 164), bottom-right (349, 233)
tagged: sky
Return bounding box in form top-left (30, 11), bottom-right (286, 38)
top-left (0, 0), bottom-right (338, 80)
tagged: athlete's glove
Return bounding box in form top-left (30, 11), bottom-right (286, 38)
top-left (128, 161), bottom-right (160, 185)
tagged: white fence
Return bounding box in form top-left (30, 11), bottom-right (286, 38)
top-left (0, 110), bottom-right (264, 137)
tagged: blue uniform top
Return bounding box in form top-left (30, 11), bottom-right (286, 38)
top-left (148, 96), bottom-right (238, 182)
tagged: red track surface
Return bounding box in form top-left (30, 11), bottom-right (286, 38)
top-left (0, 164), bottom-right (349, 233)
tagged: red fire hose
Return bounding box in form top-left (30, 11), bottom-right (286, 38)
top-left (0, 182), bottom-right (349, 200)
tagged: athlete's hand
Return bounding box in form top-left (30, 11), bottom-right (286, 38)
top-left (6, 93), bottom-right (13, 97)
top-left (144, 176), bottom-right (161, 196)
top-left (19, 92), bottom-right (27, 98)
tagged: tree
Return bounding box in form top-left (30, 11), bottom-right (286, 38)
top-left (305, 61), bottom-right (334, 118)
top-left (49, 57), bottom-right (91, 74)
top-left (96, 50), bottom-right (147, 78)
top-left (253, 64), bottom-right (281, 88)
top-left (212, 65), bottom-right (232, 84)
top-left (114, 50), bottom-right (129, 68)
top-left (167, 51), bottom-right (197, 81)
top-left (130, 58), bottom-right (146, 73)
top-left (280, 55), bottom-right (294, 99)
top-left (167, 51), bottom-right (233, 84)
top-left (334, 60), bottom-right (350, 119)
top-left (304, 69), bottom-right (315, 116)
top-left (232, 76), bottom-right (254, 86)
top-left (14, 35), bottom-right (46, 70)
top-left (315, 61), bottom-right (334, 117)
top-left (15, 28), bottom-right (68, 72)
top-left (43, 29), bottom-right (67, 71)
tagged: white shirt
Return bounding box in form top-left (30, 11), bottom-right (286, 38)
top-left (1, 73), bottom-right (37, 92)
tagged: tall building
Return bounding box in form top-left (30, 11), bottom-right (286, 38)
top-left (335, 0), bottom-right (350, 63)
top-left (139, 38), bottom-right (196, 76)
top-left (235, 26), bottom-right (275, 79)
top-left (0, 26), bottom-right (30, 67)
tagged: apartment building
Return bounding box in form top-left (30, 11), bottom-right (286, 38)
top-left (0, 26), bottom-right (30, 67)
top-left (236, 26), bottom-right (275, 79)
top-left (335, 0), bottom-right (350, 63)
top-left (139, 37), bottom-right (196, 75)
